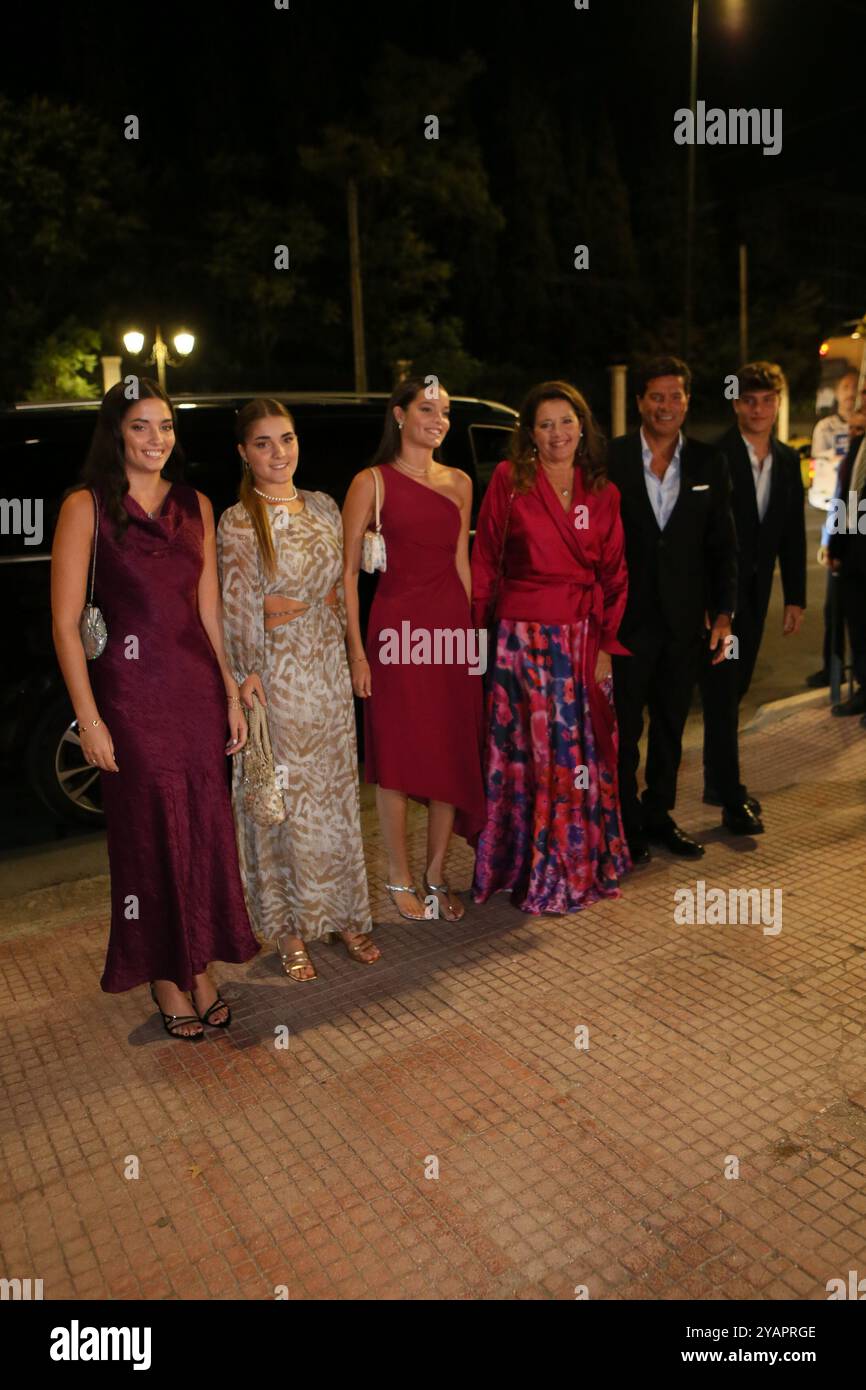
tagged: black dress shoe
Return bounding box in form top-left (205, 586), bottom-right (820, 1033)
top-left (831, 690), bottom-right (866, 717)
top-left (805, 668), bottom-right (830, 689)
top-left (626, 835), bottom-right (651, 865)
top-left (645, 821), bottom-right (705, 858)
top-left (721, 802), bottom-right (764, 836)
top-left (705, 785), bottom-right (762, 815)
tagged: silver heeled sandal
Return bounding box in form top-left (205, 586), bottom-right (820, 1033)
top-left (423, 877), bottom-right (465, 922)
top-left (384, 881), bottom-right (427, 921)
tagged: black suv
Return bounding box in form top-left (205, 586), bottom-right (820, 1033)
top-left (0, 391), bottom-right (516, 829)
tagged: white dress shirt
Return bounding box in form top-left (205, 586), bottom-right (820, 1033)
top-left (810, 413), bottom-right (850, 512)
top-left (641, 429), bottom-right (683, 530)
top-left (742, 435), bottom-right (772, 522)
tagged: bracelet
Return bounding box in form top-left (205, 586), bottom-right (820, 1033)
top-left (78, 718), bottom-right (101, 734)
top-left (227, 695), bottom-right (242, 706)
top-left (349, 656), bottom-right (368, 664)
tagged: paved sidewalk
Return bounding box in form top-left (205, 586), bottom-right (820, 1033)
top-left (1, 701), bottom-right (865, 1301)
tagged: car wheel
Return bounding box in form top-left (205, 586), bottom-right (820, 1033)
top-left (26, 696), bottom-right (105, 827)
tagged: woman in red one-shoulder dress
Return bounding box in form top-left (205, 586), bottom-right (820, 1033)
top-left (342, 378), bottom-right (485, 922)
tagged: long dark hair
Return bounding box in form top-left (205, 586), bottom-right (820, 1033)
top-left (235, 397), bottom-right (296, 581)
top-left (370, 377), bottom-right (448, 470)
top-left (79, 378), bottom-right (185, 536)
top-left (509, 380), bottom-right (607, 496)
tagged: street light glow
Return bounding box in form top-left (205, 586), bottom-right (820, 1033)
top-left (724, 0), bottom-right (746, 31)
top-left (173, 332), bottom-right (195, 357)
top-left (123, 330), bottom-right (145, 354)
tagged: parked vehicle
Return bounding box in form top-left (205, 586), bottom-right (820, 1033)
top-left (0, 391), bottom-right (517, 829)
top-left (785, 435), bottom-right (813, 494)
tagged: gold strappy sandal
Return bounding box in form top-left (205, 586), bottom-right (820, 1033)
top-left (326, 931), bottom-right (382, 964)
top-left (278, 940), bottom-right (317, 981)
top-left (424, 877), bottom-right (465, 922)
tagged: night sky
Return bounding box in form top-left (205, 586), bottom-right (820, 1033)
top-left (3, 0), bottom-right (865, 414)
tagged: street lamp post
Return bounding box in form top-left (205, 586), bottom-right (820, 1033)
top-left (347, 179), bottom-right (368, 394)
top-left (122, 325), bottom-right (195, 390)
top-left (684, 0), bottom-right (749, 359)
top-left (152, 326), bottom-right (169, 392)
top-left (683, 0), bottom-right (700, 360)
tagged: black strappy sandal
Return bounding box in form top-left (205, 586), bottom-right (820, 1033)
top-left (149, 983), bottom-right (204, 1041)
top-left (194, 994), bottom-right (232, 1028)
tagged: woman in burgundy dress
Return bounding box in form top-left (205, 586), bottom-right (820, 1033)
top-left (342, 378), bottom-right (485, 922)
top-left (51, 380), bottom-right (259, 1038)
top-left (471, 380), bottom-right (631, 914)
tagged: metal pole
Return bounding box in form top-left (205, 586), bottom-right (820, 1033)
top-left (101, 355), bottom-right (122, 393)
top-left (778, 378), bottom-right (790, 444)
top-left (153, 326), bottom-right (167, 392)
top-left (738, 244), bottom-right (748, 365)
top-left (683, 0), bottom-right (700, 359)
top-left (347, 179), bottom-right (368, 394)
top-left (608, 364), bottom-right (628, 438)
top-left (829, 575), bottom-right (844, 706)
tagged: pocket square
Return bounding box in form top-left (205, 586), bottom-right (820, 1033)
top-left (691, 484), bottom-right (710, 491)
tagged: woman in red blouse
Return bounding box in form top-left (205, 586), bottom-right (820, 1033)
top-left (471, 380), bottom-right (631, 913)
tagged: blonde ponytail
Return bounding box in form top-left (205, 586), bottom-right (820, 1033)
top-left (239, 466), bottom-right (277, 580)
top-left (235, 398), bottom-right (296, 581)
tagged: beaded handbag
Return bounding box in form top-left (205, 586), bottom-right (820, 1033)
top-left (79, 490), bottom-right (108, 660)
top-left (360, 466), bottom-right (386, 574)
top-left (242, 694), bottom-right (287, 827)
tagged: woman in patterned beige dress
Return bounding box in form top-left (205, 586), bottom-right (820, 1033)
top-left (217, 398), bottom-right (380, 980)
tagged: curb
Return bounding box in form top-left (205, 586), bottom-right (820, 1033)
top-left (742, 687), bottom-right (829, 735)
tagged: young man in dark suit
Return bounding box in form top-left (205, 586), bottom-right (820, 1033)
top-left (700, 362), bottom-right (806, 831)
top-left (608, 356), bottom-right (737, 863)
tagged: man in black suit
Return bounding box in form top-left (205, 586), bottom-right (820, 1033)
top-left (608, 356), bottom-right (737, 863)
top-left (827, 424), bottom-right (866, 718)
top-left (700, 362), bottom-right (806, 831)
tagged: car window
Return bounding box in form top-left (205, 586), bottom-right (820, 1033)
top-left (470, 425), bottom-right (514, 489)
top-left (175, 410), bottom-right (242, 519)
top-left (290, 417), bottom-right (383, 507)
top-left (0, 431), bottom-right (91, 556)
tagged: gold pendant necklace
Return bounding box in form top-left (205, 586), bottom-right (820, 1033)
top-left (541, 463), bottom-right (573, 497)
top-left (395, 455), bottom-right (431, 478)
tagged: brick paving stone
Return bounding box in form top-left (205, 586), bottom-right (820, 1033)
top-left (1, 702), bottom-right (865, 1299)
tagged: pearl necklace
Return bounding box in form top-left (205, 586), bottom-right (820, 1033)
top-left (254, 486), bottom-right (299, 503)
top-left (394, 455), bottom-right (431, 478)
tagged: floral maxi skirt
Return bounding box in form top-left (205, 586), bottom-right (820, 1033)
top-left (472, 619), bottom-right (631, 914)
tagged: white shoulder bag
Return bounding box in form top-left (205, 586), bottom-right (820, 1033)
top-left (360, 467), bottom-right (386, 574)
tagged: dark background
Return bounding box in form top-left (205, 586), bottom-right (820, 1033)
top-left (2, 0), bottom-right (865, 421)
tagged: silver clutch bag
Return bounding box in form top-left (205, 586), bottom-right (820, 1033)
top-left (242, 693), bottom-right (287, 827)
top-left (360, 466), bottom-right (386, 574)
top-left (79, 490), bottom-right (108, 660)
top-left (80, 604), bottom-right (108, 660)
